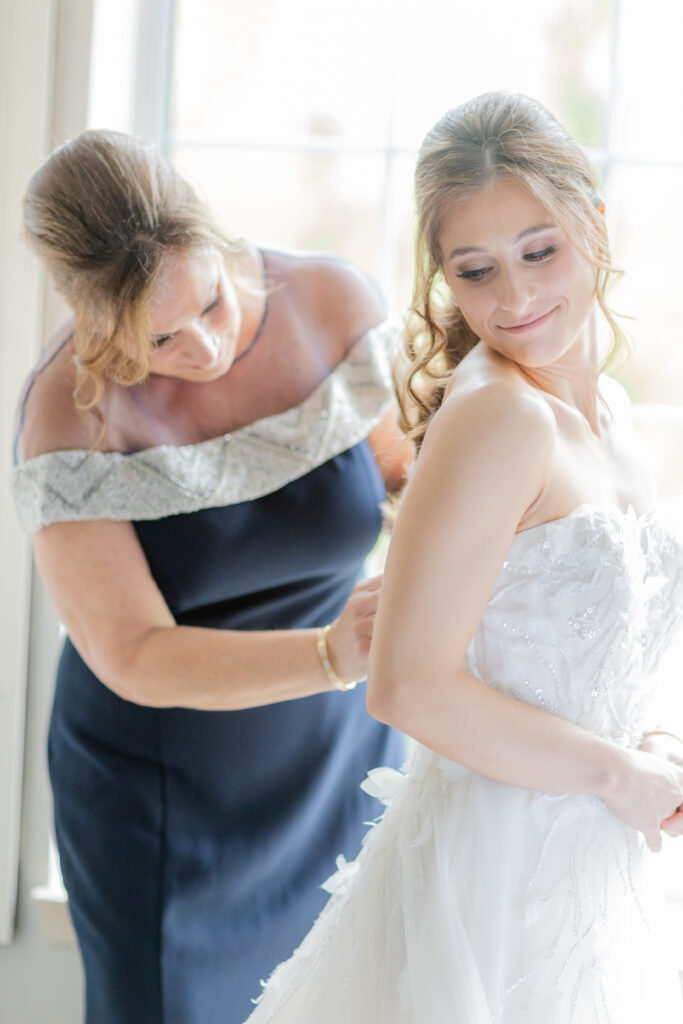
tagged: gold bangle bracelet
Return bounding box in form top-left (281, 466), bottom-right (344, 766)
top-left (316, 625), bottom-right (359, 692)
top-left (642, 729), bottom-right (683, 746)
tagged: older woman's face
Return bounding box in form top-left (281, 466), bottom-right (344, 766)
top-left (147, 248), bottom-right (242, 382)
top-left (438, 178), bottom-right (596, 370)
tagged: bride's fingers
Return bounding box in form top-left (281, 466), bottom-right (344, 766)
top-left (661, 809), bottom-right (683, 837)
top-left (645, 826), bottom-right (663, 853)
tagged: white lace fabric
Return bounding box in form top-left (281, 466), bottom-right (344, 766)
top-left (12, 319), bottom-right (400, 533)
top-left (245, 503), bottom-right (683, 1024)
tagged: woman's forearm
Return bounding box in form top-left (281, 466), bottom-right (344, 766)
top-left (103, 623), bottom-right (334, 709)
top-left (367, 666), bottom-right (627, 800)
top-left (35, 522), bottom-right (379, 711)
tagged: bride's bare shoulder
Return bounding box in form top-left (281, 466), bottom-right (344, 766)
top-left (437, 345), bottom-right (556, 443)
top-left (408, 346), bottom-right (557, 529)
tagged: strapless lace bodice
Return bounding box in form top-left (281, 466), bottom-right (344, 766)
top-left (466, 503), bottom-right (683, 748)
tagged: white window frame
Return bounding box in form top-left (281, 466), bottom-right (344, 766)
top-left (0, 0), bottom-right (62, 948)
top-left (0, 0), bottom-right (175, 946)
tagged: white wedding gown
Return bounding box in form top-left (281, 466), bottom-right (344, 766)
top-left (245, 504), bottom-right (683, 1023)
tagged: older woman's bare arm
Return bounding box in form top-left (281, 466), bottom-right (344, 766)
top-left (34, 518), bottom-right (379, 709)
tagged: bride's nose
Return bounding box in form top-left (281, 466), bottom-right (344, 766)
top-left (496, 264), bottom-right (536, 315)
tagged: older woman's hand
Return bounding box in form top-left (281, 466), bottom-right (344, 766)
top-left (325, 575), bottom-right (382, 686)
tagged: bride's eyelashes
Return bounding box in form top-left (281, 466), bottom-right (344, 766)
top-left (457, 265), bottom-right (491, 281)
top-left (524, 245), bottom-right (557, 263)
top-left (456, 245), bottom-right (558, 282)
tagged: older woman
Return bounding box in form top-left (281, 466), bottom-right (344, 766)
top-left (12, 130), bottom-right (412, 1024)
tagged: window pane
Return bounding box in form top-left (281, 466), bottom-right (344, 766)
top-left (609, 164), bottom-right (683, 404)
top-left (173, 0), bottom-right (394, 146)
top-left (636, 409), bottom-right (683, 499)
top-left (173, 0), bottom-right (614, 151)
top-left (173, 146), bottom-right (387, 273)
top-left (383, 153), bottom-right (418, 310)
top-left (390, 0), bottom-right (614, 151)
top-left (611, 1), bottom-right (683, 161)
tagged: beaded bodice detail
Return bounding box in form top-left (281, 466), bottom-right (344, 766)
top-left (12, 319), bottom-right (400, 533)
top-left (464, 502), bottom-right (683, 747)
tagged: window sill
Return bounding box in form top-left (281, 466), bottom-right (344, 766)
top-left (30, 885), bottom-right (76, 947)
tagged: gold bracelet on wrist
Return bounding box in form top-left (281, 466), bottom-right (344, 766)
top-left (316, 625), bottom-right (359, 692)
top-left (642, 728), bottom-right (683, 746)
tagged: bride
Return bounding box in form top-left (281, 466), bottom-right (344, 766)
top-left (244, 92), bottom-right (683, 1022)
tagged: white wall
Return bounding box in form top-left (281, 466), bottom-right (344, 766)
top-left (0, 2), bottom-right (95, 1020)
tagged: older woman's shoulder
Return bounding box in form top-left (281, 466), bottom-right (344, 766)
top-left (15, 324), bottom-right (92, 460)
top-left (264, 248), bottom-right (387, 357)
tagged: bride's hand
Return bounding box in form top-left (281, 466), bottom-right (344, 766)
top-left (600, 748), bottom-right (683, 852)
top-left (661, 808), bottom-right (683, 837)
top-left (638, 732), bottom-right (683, 838)
top-left (639, 730), bottom-right (683, 766)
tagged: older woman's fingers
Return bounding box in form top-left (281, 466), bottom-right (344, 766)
top-left (354, 575), bottom-right (382, 593)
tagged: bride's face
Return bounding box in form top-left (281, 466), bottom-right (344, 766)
top-left (438, 178), bottom-right (596, 369)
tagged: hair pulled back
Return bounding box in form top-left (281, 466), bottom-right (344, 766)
top-left (398, 91), bottom-right (625, 447)
top-left (24, 129), bottom-right (244, 413)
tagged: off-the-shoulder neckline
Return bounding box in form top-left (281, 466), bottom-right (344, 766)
top-left (15, 317), bottom-right (396, 466)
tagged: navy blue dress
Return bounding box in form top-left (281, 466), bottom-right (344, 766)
top-left (13, 320), bottom-right (406, 1024)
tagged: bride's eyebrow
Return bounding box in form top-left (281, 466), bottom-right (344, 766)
top-left (447, 223), bottom-right (556, 260)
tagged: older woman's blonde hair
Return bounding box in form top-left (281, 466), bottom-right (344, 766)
top-left (398, 91), bottom-right (625, 447)
top-left (24, 129), bottom-right (246, 416)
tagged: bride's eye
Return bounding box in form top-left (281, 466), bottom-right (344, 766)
top-left (457, 266), bottom-right (491, 281)
top-left (524, 246), bottom-right (556, 263)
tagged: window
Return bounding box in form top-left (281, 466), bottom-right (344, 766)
top-left (171, 0), bottom-right (616, 307)
top-left (170, 0), bottom-right (683, 957)
top-left (170, 0), bottom-right (683, 417)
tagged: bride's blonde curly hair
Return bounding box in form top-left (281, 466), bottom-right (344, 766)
top-left (24, 130), bottom-right (247, 418)
top-left (398, 91), bottom-right (626, 448)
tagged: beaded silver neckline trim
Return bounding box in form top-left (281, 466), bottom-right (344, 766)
top-left (12, 319), bottom-right (401, 532)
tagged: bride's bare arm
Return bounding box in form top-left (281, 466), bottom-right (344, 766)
top-left (367, 381), bottom-right (683, 852)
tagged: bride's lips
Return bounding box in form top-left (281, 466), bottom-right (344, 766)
top-left (499, 307), bottom-right (558, 333)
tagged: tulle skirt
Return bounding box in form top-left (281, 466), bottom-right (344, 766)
top-left (244, 744), bottom-right (682, 1023)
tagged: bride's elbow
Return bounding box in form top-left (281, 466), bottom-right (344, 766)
top-left (366, 670), bottom-right (412, 729)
